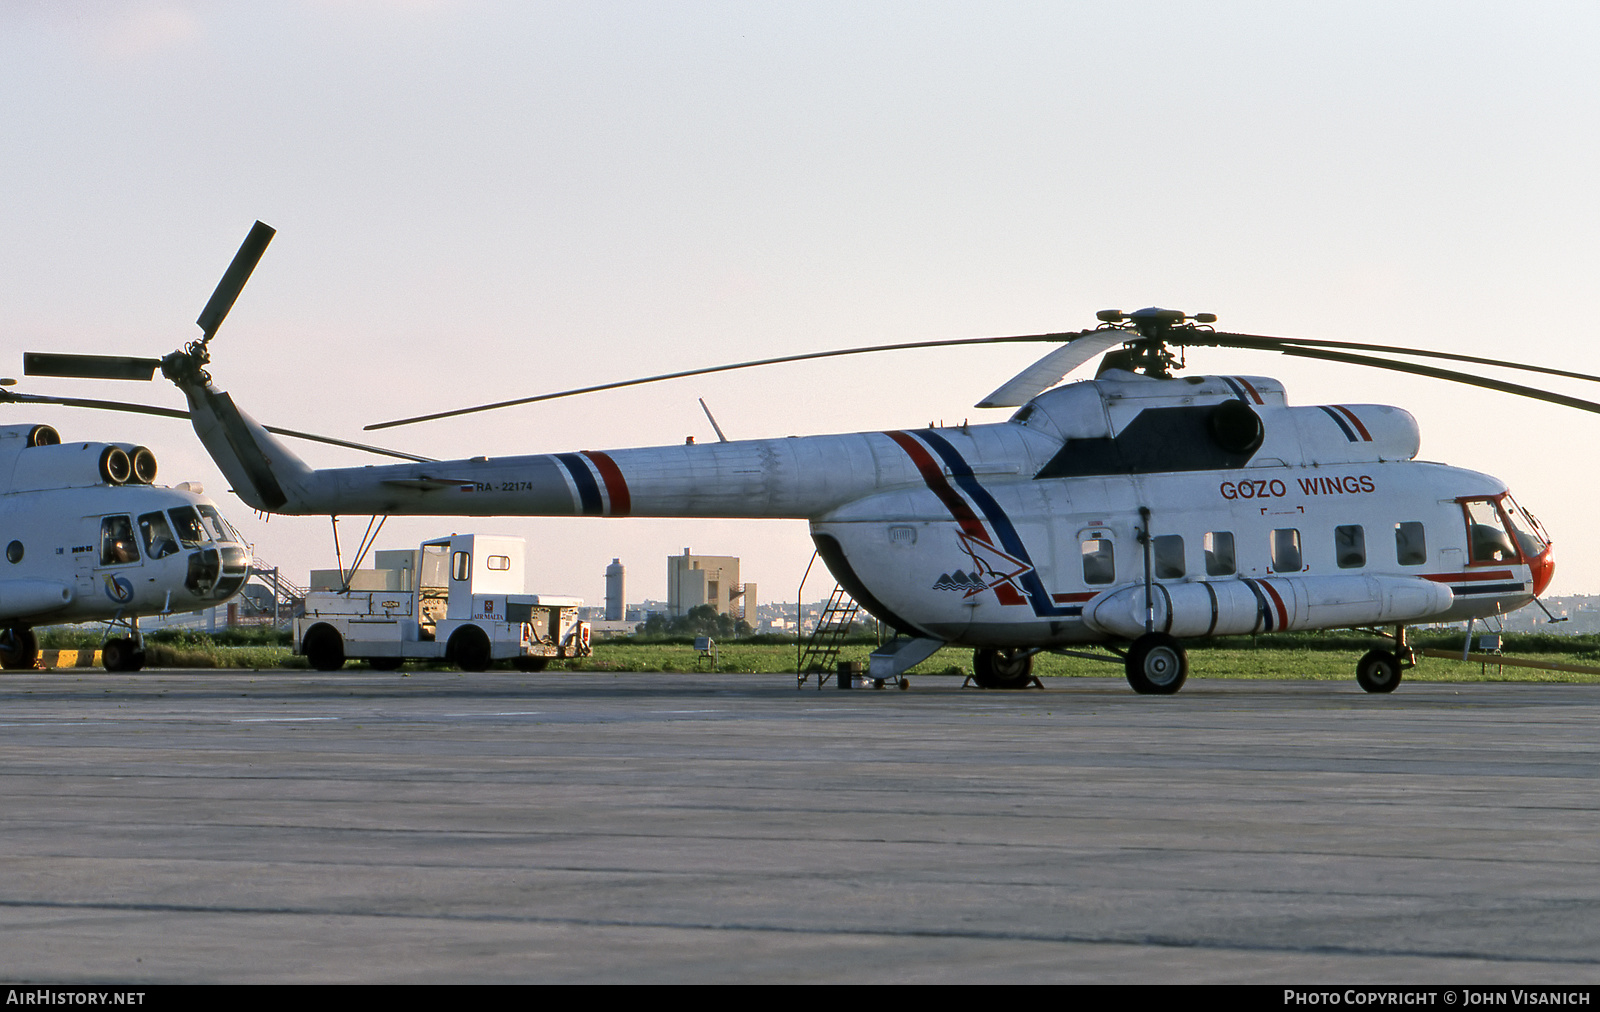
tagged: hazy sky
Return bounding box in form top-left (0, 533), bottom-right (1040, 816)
top-left (5, 1), bottom-right (1600, 606)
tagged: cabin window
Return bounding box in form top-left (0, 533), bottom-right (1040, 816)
top-left (486, 555), bottom-right (511, 571)
top-left (168, 507), bottom-right (208, 548)
top-left (452, 551), bottom-right (471, 582)
top-left (138, 512), bottom-right (179, 559)
top-left (1395, 522), bottom-right (1427, 566)
top-left (1335, 525), bottom-right (1366, 569)
top-left (1271, 529), bottom-right (1302, 573)
top-left (1153, 535), bottom-right (1185, 580)
top-left (1204, 532), bottom-right (1236, 576)
top-left (1081, 538), bottom-right (1115, 585)
top-left (99, 515), bottom-right (139, 566)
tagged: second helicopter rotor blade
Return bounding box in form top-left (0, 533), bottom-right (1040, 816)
top-left (0, 389), bottom-right (432, 462)
top-left (23, 353), bottom-right (162, 381)
top-left (365, 330), bottom-right (1085, 430)
top-left (196, 220), bottom-right (276, 341)
top-left (1193, 331), bottom-right (1600, 386)
top-left (1271, 345), bottom-right (1600, 414)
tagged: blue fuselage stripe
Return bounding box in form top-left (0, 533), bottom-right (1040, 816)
top-left (556, 453), bottom-right (603, 515)
top-left (917, 430), bottom-right (1079, 618)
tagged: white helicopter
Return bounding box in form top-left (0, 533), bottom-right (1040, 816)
top-left (0, 416), bottom-right (250, 672)
top-left (4, 226), bottom-right (433, 674)
top-left (26, 223), bottom-right (1590, 691)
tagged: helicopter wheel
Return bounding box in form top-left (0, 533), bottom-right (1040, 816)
top-left (102, 639), bottom-right (145, 673)
top-left (1356, 649), bottom-right (1402, 694)
top-left (1125, 633), bottom-right (1188, 695)
top-left (972, 648), bottom-right (1033, 689)
top-left (0, 626), bottom-right (38, 670)
top-left (302, 624), bottom-right (346, 671)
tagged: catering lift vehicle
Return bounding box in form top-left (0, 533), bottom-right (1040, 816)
top-left (0, 420), bottom-right (250, 671)
top-left (296, 533), bottom-right (591, 672)
top-left (24, 221), bottom-right (1591, 693)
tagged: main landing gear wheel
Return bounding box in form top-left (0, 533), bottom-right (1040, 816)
top-left (972, 648), bottom-right (1034, 689)
top-left (102, 638), bottom-right (145, 673)
top-left (1356, 649), bottom-right (1402, 694)
top-left (1125, 633), bottom-right (1188, 695)
top-left (0, 626), bottom-right (38, 670)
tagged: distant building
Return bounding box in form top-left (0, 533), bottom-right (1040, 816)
top-left (667, 548), bottom-right (754, 621)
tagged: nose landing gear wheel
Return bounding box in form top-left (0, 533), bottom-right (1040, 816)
top-left (102, 638), bottom-right (145, 672)
top-left (0, 626), bottom-right (38, 670)
top-left (1126, 633), bottom-right (1188, 694)
top-left (1356, 649), bottom-right (1402, 693)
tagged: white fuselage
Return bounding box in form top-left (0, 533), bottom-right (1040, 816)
top-left (182, 371), bottom-right (1551, 647)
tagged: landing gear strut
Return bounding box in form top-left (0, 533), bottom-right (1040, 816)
top-left (972, 648), bottom-right (1036, 689)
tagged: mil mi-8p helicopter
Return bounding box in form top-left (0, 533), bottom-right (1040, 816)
top-left (25, 222), bottom-right (1593, 692)
top-left (0, 414), bottom-right (251, 672)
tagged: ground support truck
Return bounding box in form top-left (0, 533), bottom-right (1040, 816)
top-left (296, 533), bottom-right (591, 671)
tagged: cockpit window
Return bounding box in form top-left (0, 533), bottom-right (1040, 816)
top-left (99, 515), bottom-right (139, 566)
top-left (169, 506), bottom-right (208, 548)
top-left (1499, 495), bottom-right (1550, 560)
top-left (1463, 499), bottom-right (1519, 564)
top-left (196, 504), bottom-right (235, 544)
top-left (138, 512), bottom-right (179, 559)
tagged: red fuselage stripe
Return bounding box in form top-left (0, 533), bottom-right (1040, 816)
top-left (582, 451), bottom-right (631, 516)
top-left (1258, 580), bottom-right (1289, 628)
top-left (1422, 570), bottom-right (1515, 583)
top-left (886, 431), bottom-right (1027, 606)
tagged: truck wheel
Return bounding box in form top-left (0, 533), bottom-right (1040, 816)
top-left (514, 657), bottom-right (549, 672)
top-left (368, 657), bottom-right (403, 671)
top-left (448, 626), bottom-right (493, 672)
top-left (302, 624), bottom-right (346, 671)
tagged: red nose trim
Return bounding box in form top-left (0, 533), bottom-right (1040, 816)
top-left (1530, 545), bottom-right (1555, 597)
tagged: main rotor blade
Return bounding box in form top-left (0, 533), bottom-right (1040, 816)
top-left (365, 331), bottom-right (1084, 430)
top-left (1194, 332), bottom-right (1600, 386)
top-left (196, 220), bottom-right (276, 340)
top-left (976, 330), bottom-right (1129, 408)
top-left (1269, 346), bottom-right (1600, 414)
top-left (24, 352), bottom-right (161, 381)
top-left (0, 390), bottom-right (432, 462)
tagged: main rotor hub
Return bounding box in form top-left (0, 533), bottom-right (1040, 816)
top-left (1095, 307), bottom-right (1217, 377)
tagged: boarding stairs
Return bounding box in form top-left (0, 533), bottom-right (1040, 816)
top-left (796, 584), bottom-right (860, 688)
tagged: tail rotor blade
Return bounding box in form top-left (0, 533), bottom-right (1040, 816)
top-left (196, 220), bottom-right (275, 340)
top-left (23, 353), bottom-right (162, 381)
